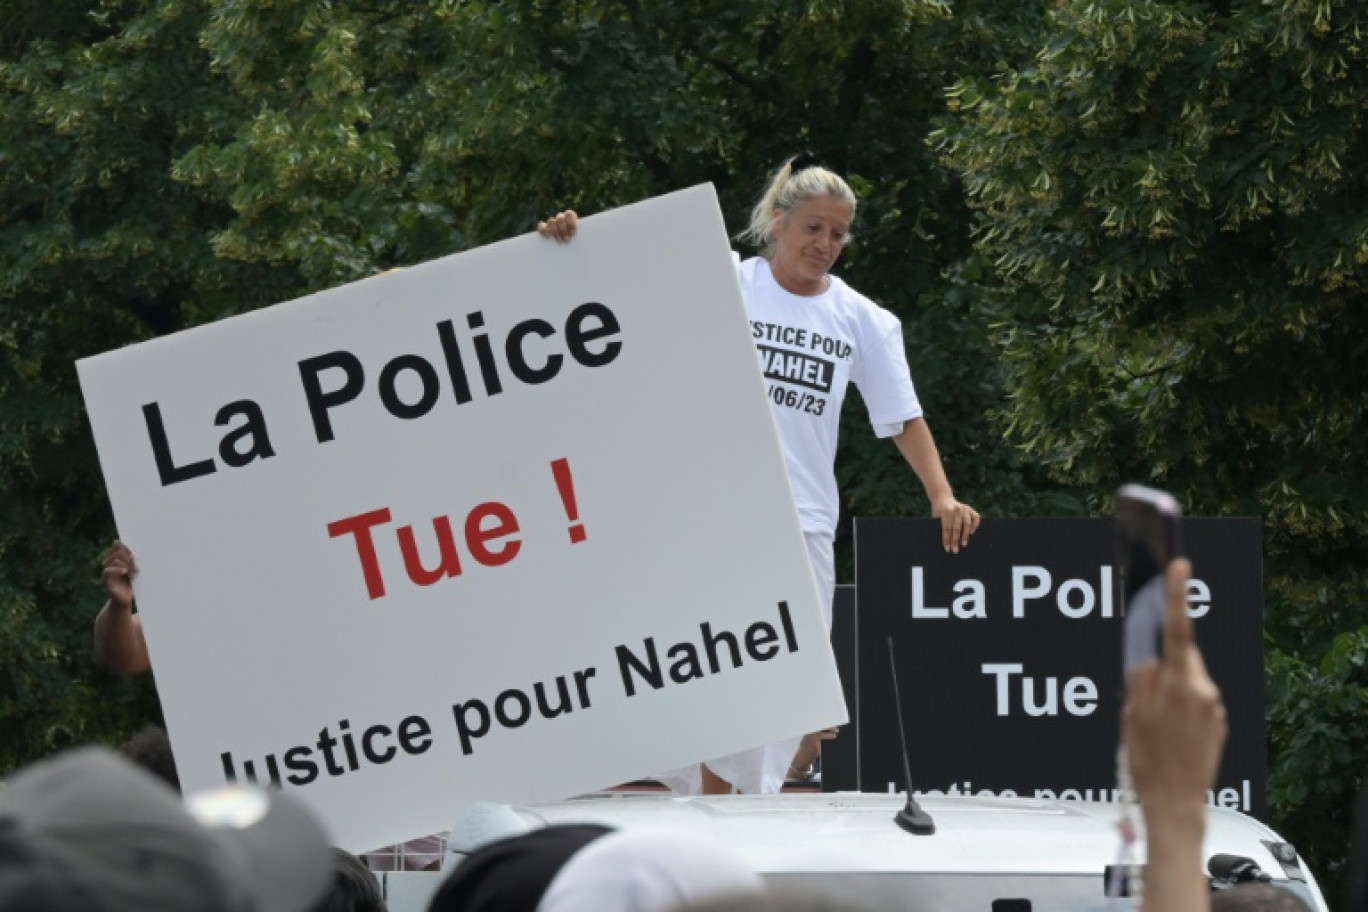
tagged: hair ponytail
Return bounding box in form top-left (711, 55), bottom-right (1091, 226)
top-left (736, 155), bottom-right (857, 256)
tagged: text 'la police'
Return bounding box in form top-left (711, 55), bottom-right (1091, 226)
top-left (141, 302), bottom-right (623, 487)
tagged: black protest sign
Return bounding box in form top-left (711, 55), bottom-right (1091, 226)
top-left (835, 517), bottom-right (1265, 817)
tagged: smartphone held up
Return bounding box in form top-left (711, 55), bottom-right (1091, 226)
top-left (1117, 484), bottom-right (1183, 674)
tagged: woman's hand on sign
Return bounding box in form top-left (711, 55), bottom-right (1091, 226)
top-left (932, 496), bottom-right (981, 555)
top-left (101, 540), bottom-right (138, 612)
top-left (893, 419), bottom-right (980, 554)
top-left (95, 539), bottom-right (151, 676)
top-left (538, 211), bottom-right (579, 244)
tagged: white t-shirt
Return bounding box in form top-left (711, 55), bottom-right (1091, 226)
top-left (736, 255), bottom-right (923, 536)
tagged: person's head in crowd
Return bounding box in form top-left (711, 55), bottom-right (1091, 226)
top-left (428, 823), bottom-right (612, 912)
top-left (117, 722), bottom-right (180, 792)
top-left (0, 745), bottom-right (333, 912)
top-left (311, 849), bottom-right (385, 912)
top-left (536, 828), bottom-right (764, 912)
top-left (1211, 883), bottom-right (1314, 912)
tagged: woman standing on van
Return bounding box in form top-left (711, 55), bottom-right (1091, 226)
top-left (540, 154), bottom-right (980, 794)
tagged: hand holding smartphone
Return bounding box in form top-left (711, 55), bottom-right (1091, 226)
top-left (1110, 484), bottom-right (1186, 901)
top-left (1117, 484), bottom-right (1183, 674)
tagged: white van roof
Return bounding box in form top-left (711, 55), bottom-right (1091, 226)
top-left (451, 791), bottom-right (1302, 877)
top-left (378, 792), bottom-right (1329, 912)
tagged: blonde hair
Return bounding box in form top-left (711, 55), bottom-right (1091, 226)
top-left (736, 155), bottom-right (857, 257)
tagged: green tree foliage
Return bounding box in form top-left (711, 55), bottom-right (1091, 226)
top-left (175, 2), bottom-right (464, 286)
top-left (1, 0), bottom-right (1074, 772)
top-left (7, 0), bottom-right (1363, 887)
top-left (0, 0), bottom-right (300, 766)
top-left (937, 0), bottom-right (1368, 889)
top-left (181, 0), bottom-right (1079, 558)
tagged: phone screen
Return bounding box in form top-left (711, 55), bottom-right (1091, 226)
top-left (1117, 485), bottom-right (1182, 673)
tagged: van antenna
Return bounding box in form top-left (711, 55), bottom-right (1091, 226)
top-left (889, 636), bottom-right (935, 835)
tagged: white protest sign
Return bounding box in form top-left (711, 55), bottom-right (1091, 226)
top-left (78, 185), bottom-right (846, 851)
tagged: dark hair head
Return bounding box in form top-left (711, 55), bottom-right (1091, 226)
top-left (1211, 883), bottom-right (1314, 912)
top-left (117, 723), bottom-right (179, 793)
top-left (428, 824), bottom-right (612, 912)
top-left (310, 849), bottom-right (386, 912)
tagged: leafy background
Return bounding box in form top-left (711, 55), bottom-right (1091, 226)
top-left (2, 0), bottom-right (1363, 900)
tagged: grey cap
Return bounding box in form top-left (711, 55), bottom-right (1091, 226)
top-left (0, 746), bottom-right (333, 912)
